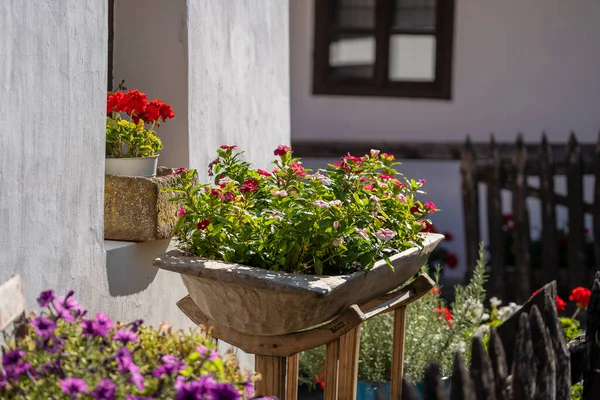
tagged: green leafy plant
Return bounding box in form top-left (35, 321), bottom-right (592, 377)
top-left (106, 89), bottom-right (174, 158)
top-left (299, 245), bottom-right (489, 385)
top-left (170, 145), bottom-right (438, 275)
top-left (0, 289), bottom-right (264, 399)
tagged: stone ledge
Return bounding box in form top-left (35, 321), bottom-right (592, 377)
top-left (104, 167), bottom-right (183, 242)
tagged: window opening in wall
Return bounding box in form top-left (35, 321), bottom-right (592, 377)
top-left (313, 0), bottom-right (455, 99)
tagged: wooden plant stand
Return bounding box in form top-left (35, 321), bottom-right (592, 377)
top-left (177, 273), bottom-right (434, 400)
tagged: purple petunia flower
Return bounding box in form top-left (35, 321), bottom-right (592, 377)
top-left (1, 349), bottom-right (30, 379)
top-left (115, 347), bottom-right (134, 373)
top-left (113, 329), bottom-right (138, 344)
top-left (210, 382), bottom-right (241, 400)
top-left (244, 372), bottom-right (255, 397)
top-left (81, 320), bottom-right (104, 337)
top-left (31, 316), bottom-right (57, 338)
top-left (152, 355), bottom-right (186, 377)
top-left (42, 335), bottom-right (65, 354)
top-left (96, 313), bottom-right (114, 332)
top-left (53, 292), bottom-right (85, 322)
top-left (60, 377), bottom-right (88, 397)
top-left (129, 363), bottom-right (145, 391)
top-left (196, 345), bottom-right (219, 361)
top-left (91, 378), bottom-right (116, 400)
top-left (128, 319), bottom-right (144, 333)
top-left (175, 375), bottom-right (217, 400)
top-left (37, 290), bottom-right (56, 307)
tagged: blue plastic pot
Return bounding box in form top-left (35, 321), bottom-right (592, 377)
top-left (356, 377), bottom-right (451, 400)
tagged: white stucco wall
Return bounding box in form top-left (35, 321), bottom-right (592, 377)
top-left (290, 0), bottom-right (600, 279)
top-left (113, 0), bottom-right (189, 170)
top-left (187, 0), bottom-right (291, 176)
top-left (0, 0), bottom-right (107, 307)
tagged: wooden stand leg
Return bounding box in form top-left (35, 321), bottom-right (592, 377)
top-left (256, 355), bottom-right (286, 399)
top-left (255, 354), bottom-right (298, 400)
top-left (337, 326), bottom-right (361, 400)
top-left (324, 340), bottom-right (340, 400)
top-left (286, 354), bottom-right (299, 400)
top-left (390, 306), bottom-right (407, 399)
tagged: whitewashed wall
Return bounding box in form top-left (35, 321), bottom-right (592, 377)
top-left (290, 0), bottom-right (600, 278)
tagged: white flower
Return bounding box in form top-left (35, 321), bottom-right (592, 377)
top-left (396, 194), bottom-right (408, 203)
top-left (333, 237), bottom-right (344, 247)
top-left (272, 210), bottom-right (284, 217)
top-left (498, 302), bottom-right (521, 322)
top-left (369, 195), bottom-right (380, 203)
top-left (306, 172), bottom-right (332, 186)
top-left (490, 297), bottom-right (502, 308)
top-left (329, 200), bottom-right (343, 207)
top-left (354, 227), bottom-right (369, 240)
top-left (312, 200), bottom-right (330, 208)
top-left (218, 177), bottom-right (233, 186)
top-left (272, 190), bottom-right (288, 197)
top-left (377, 181), bottom-right (387, 189)
top-left (374, 228), bottom-right (397, 242)
top-left (453, 340), bottom-right (467, 354)
top-left (333, 221), bottom-right (340, 229)
top-left (474, 324), bottom-right (490, 338)
top-left (370, 149), bottom-right (380, 158)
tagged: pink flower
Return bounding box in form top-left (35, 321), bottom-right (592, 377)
top-left (333, 221), bottom-right (340, 229)
top-left (370, 149), bottom-right (380, 158)
top-left (343, 154), bottom-right (362, 163)
top-left (354, 227), bottom-right (369, 240)
top-left (274, 144), bottom-right (292, 156)
top-left (220, 145), bottom-right (237, 150)
top-left (424, 201), bottom-right (438, 212)
top-left (363, 184), bottom-right (375, 192)
top-left (418, 179), bottom-right (426, 184)
top-left (272, 190), bottom-right (288, 197)
top-left (291, 162), bottom-right (307, 177)
top-left (172, 167), bottom-right (185, 175)
top-left (374, 228), bottom-right (397, 242)
top-left (392, 180), bottom-right (406, 188)
top-left (178, 208), bottom-right (186, 216)
top-left (396, 194), bottom-right (408, 203)
top-left (313, 200), bottom-right (330, 208)
top-left (379, 174), bottom-right (396, 181)
top-left (257, 169), bottom-right (271, 177)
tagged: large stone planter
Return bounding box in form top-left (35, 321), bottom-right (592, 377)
top-left (153, 233), bottom-right (443, 336)
top-left (104, 167), bottom-right (186, 241)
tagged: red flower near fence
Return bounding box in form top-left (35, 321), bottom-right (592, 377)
top-left (569, 287), bottom-right (591, 309)
top-left (532, 289), bottom-right (567, 312)
top-left (434, 307), bottom-right (453, 326)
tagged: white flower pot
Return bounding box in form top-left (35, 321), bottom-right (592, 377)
top-left (105, 155), bottom-right (159, 177)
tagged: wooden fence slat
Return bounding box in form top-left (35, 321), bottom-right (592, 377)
top-left (539, 134), bottom-right (559, 292)
top-left (529, 305), bottom-right (557, 400)
top-left (583, 276), bottom-right (600, 399)
top-left (469, 337), bottom-right (496, 400)
top-left (337, 326), bottom-right (361, 400)
top-left (566, 133), bottom-right (587, 290)
top-left (401, 379), bottom-right (421, 400)
top-left (390, 306), bottom-right (407, 400)
top-left (324, 340), bottom-right (339, 400)
top-left (512, 313), bottom-right (537, 399)
top-left (450, 352), bottom-right (475, 400)
top-left (513, 135), bottom-right (532, 302)
top-left (594, 133), bottom-right (600, 275)
top-left (0, 275), bottom-right (26, 333)
top-left (488, 329), bottom-right (508, 400)
top-left (461, 137), bottom-right (481, 281)
top-left (423, 363), bottom-right (446, 400)
top-left (486, 135), bottom-right (506, 299)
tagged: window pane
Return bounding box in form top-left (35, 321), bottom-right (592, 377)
top-left (334, 0), bottom-right (375, 29)
top-left (393, 0), bottom-right (436, 32)
top-left (388, 34), bottom-right (436, 81)
top-left (329, 33), bottom-right (375, 79)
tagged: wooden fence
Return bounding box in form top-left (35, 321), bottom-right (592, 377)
top-left (403, 272), bottom-right (600, 400)
top-left (461, 134), bottom-right (599, 302)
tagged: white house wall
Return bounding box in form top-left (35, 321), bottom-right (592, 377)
top-left (290, 0), bottom-right (600, 279)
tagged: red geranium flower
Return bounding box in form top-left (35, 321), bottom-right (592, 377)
top-left (569, 287), bottom-right (591, 309)
top-left (144, 99), bottom-right (163, 122)
top-left (434, 306), bottom-right (453, 326)
top-left (556, 296), bottom-right (567, 312)
top-left (197, 219), bottom-right (210, 230)
top-left (159, 103), bottom-right (174, 121)
top-left (445, 253), bottom-right (458, 268)
top-left (274, 144), bottom-right (291, 156)
top-left (121, 89), bottom-right (148, 115)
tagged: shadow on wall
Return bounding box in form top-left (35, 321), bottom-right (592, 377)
top-left (105, 239), bottom-right (172, 296)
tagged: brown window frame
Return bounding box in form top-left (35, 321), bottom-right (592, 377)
top-left (312, 0), bottom-right (455, 100)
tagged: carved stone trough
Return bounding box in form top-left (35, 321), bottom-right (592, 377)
top-left (153, 233), bottom-right (443, 336)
